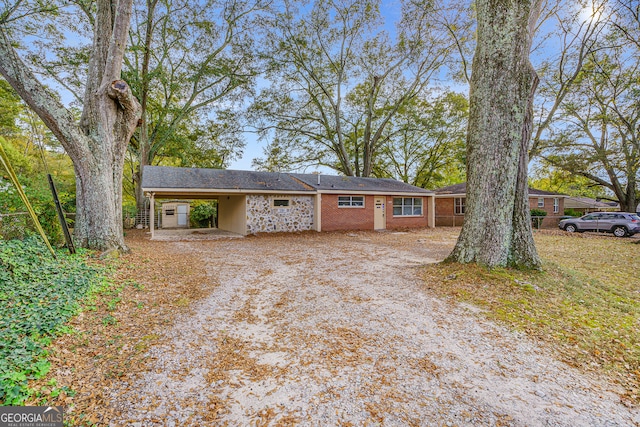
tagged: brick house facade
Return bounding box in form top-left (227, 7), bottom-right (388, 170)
top-left (321, 195), bottom-right (430, 231)
top-left (143, 167), bottom-right (435, 237)
top-left (320, 194), bottom-right (375, 231)
top-left (434, 183), bottom-right (566, 229)
top-left (528, 194), bottom-right (566, 228)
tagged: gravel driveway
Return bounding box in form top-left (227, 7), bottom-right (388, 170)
top-left (110, 229), bottom-right (639, 426)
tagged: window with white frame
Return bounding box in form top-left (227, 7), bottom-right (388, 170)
top-left (454, 197), bottom-right (465, 215)
top-left (338, 196), bottom-right (365, 207)
top-left (538, 197), bottom-right (544, 208)
top-left (393, 197), bottom-right (423, 216)
top-left (553, 197), bottom-right (559, 213)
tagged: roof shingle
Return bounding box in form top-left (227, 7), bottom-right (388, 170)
top-left (142, 166), bottom-right (433, 194)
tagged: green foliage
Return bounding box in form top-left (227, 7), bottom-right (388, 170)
top-left (535, 32), bottom-right (640, 212)
top-left (529, 167), bottom-right (610, 200)
top-left (122, 0), bottom-right (254, 210)
top-left (250, 0), bottom-right (457, 178)
top-left (0, 238), bottom-right (104, 404)
top-left (530, 209), bottom-right (547, 217)
top-left (0, 138), bottom-right (75, 244)
top-left (380, 92), bottom-right (468, 188)
top-left (190, 201), bottom-right (217, 228)
top-left (563, 208), bottom-right (582, 217)
top-left (530, 209), bottom-right (547, 229)
top-left (0, 136), bottom-right (31, 175)
top-left (0, 79), bottom-right (22, 136)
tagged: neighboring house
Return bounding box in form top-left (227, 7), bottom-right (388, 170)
top-left (564, 197), bottom-right (619, 215)
top-left (141, 166), bottom-right (435, 237)
top-left (434, 183), bottom-right (567, 228)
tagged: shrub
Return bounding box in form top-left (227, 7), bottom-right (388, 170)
top-left (190, 201), bottom-right (217, 228)
top-left (563, 208), bottom-right (582, 217)
top-left (530, 208), bottom-right (547, 229)
top-left (0, 174), bottom-right (74, 245)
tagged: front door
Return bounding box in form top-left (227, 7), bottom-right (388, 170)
top-left (374, 197), bottom-right (386, 230)
top-left (177, 204), bottom-right (188, 227)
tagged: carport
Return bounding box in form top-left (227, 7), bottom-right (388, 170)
top-left (141, 166), bottom-right (319, 239)
top-left (144, 192), bottom-right (247, 239)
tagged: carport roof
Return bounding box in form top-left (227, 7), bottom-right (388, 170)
top-left (142, 166), bottom-right (434, 195)
top-left (142, 166), bottom-right (315, 192)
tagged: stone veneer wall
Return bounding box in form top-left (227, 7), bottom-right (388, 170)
top-left (246, 194), bottom-right (314, 234)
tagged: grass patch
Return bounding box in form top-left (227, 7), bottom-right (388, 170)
top-left (0, 237), bottom-right (106, 404)
top-left (422, 233), bottom-right (640, 404)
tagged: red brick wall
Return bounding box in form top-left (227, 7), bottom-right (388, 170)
top-left (435, 195), bottom-right (564, 228)
top-left (320, 195), bottom-right (430, 231)
top-left (385, 196), bottom-right (429, 229)
top-left (435, 197), bottom-right (465, 227)
top-left (529, 196), bottom-right (565, 228)
top-left (321, 194), bottom-right (374, 231)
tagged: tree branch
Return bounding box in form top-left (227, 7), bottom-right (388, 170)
top-left (0, 27), bottom-right (88, 161)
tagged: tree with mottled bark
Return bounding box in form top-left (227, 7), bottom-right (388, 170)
top-left (0, 1), bottom-right (141, 251)
top-left (446, 0), bottom-right (543, 268)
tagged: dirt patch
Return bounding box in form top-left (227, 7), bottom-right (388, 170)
top-left (32, 228), bottom-right (639, 425)
top-left (103, 229), bottom-right (637, 426)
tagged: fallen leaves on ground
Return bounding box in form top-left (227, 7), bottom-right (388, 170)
top-left (26, 229), bottom-right (215, 425)
top-left (422, 230), bottom-right (640, 406)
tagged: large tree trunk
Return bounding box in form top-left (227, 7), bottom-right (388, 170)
top-left (73, 146), bottom-right (127, 250)
top-left (0, 0), bottom-right (141, 251)
top-left (446, 0), bottom-right (542, 268)
top-left (133, 143), bottom-right (150, 219)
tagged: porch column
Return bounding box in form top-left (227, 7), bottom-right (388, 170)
top-left (315, 193), bottom-right (322, 232)
top-left (428, 195), bottom-right (435, 228)
top-left (149, 192), bottom-right (155, 239)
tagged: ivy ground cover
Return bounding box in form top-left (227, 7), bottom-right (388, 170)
top-left (0, 237), bottom-right (105, 404)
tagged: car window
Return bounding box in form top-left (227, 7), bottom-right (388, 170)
top-left (631, 214), bottom-right (640, 221)
top-left (583, 214), bottom-right (597, 220)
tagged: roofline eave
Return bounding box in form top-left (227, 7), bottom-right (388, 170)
top-left (317, 190), bottom-right (434, 196)
top-left (142, 187), bottom-right (315, 195)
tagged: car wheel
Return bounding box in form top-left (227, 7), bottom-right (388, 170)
top-left (564, 224), bottom-right (577, 233)
top-left (613, 226), bottom-right (628, 237)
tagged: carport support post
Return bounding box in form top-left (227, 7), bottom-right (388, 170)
top-left (149, 192), bottom-right (155, 239)
top-left (428, 195), bottom-right (435, 228)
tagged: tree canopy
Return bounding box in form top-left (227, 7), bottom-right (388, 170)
top-left (249, 0), bottom-right (462, 180)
